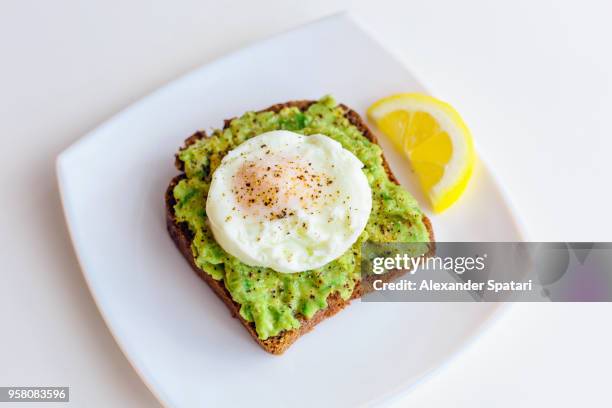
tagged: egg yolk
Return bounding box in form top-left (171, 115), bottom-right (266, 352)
top-left (231, 157), bottom-right (335, 220)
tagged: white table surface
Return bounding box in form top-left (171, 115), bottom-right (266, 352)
top-left (1, 0), bottom-right (611, 406)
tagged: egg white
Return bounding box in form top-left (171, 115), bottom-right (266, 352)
top-left (206, 130), bottom-right (372, 273)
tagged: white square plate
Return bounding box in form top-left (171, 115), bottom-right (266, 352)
top-left (57, 13), bottom-right (523, 408)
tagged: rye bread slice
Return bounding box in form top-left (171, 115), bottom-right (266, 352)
top-left (166, 100), bottom-right (435, 354)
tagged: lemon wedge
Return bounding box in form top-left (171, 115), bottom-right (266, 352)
top-left (367, 93), bottom-right (475, 213)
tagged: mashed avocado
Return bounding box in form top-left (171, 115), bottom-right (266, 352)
top-left (173, 96), bottom-right (429, 339)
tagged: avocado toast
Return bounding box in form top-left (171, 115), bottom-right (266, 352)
top-left (166, 97), bottom-right (434, 354)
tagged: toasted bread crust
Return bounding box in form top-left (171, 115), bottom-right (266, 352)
top-left (166, 100), bottom-right (435, 354)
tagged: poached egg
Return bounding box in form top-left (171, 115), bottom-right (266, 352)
top-left (206, 130), bottom-right (372, 273)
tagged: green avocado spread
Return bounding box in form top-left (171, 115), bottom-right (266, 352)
top-left (173, 96), bottom-right (429, 339)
